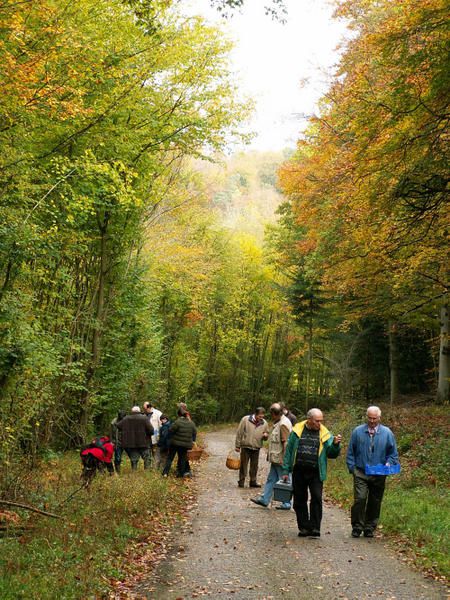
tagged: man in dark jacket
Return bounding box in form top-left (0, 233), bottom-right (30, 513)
top-left (117, 405), bottom-right (154, 470)
top-left (162, 408), bottom-right (197, 477)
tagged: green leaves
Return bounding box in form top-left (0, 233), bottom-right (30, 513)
top-left (0, 0), bottom-right (250, 455)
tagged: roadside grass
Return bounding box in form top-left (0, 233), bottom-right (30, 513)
top-left (326, 404), bottom-right (450, 579)
top-left (0, 454), bottom-right (189, 599)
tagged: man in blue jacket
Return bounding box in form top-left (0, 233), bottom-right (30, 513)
top-left (346, 406), bottom-right (398, 538)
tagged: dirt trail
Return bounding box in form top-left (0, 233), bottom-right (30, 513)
top-left (134, 429), bottom-right (447, 600)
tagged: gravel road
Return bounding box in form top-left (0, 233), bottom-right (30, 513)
top-left (134, 429), bottom-right (447, 600)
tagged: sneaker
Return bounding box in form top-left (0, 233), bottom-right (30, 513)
top-left (364, 529), bottom-right (374, 538)
top-left (351, 528), bottom-right (362, 538)
top-left (250, 497), bottom-right (268, 507)
top-left (309, 529), bottom-right (320, 537)
top-left (298, 528), bottom-right (310, 537)
top-left (250, 482), bottom-right (262, 488)
top-left (275, 504), bottom-right (291, 510)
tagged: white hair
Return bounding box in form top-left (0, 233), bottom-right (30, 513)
top-left (131, 405), bottom-right (141, 413)
top-left (307, 408), bottom-right (323, 419)
top-left (367, 406), bottom-right (381, 416)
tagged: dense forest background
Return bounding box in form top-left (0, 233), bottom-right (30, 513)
top-left (0, 0), bottom-right (448, 466)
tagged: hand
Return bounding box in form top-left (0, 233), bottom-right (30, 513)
top-left (235, 448), bottom-right (240, 453)
top-left (333, 434), bottom-right (342, 445)
top-left (262, 432), bottom-right (269, 440)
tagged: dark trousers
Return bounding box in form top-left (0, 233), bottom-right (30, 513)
top-left (163, 445), bottom-right (188, 477)
top-left (292, 465), bottom-right (323, 532)
top-left (158, 448), bottom-right (169, 471)
top-left (238, 447), bottom-right (260, 485)
top-left (351, 468), bottom-right (386, 531)
top-left (125, 447), bottom-right (151, 470)
top-left (114, 446), bottom-right (123, 472)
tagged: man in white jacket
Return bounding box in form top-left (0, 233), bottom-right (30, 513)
top-left (143, 401), bottom-right (162, 467)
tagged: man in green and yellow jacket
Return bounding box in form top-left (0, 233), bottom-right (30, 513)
top-left (282, 408), bottom-right (342, 537)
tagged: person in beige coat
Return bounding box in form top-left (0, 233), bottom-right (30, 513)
top-left (251, 403), bottom-right (293, 508)
top-left (235, 407), bottom-right (269, 488)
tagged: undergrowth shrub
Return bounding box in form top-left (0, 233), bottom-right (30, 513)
top-left (0, 453), bottom-right (187, 599)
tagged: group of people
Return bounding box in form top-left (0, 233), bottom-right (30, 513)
top-left (81, 402), bottom-right (197, 478)
top-left (236, 404), bottom-right (398, 539)
top-left (82, 399), bottom-right (398, 539)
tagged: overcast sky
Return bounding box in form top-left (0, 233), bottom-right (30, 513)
top-left (184, 0), bottom-right (349, 152)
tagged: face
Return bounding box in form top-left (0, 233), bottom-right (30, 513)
top-left (143, 404), bottom-right (152, 414)
top-left (307, 412), bottom-right (323, 430)
top-left (367, 410), bottom-right (381, 427)
top-left (255, 412), bottom-right (265, 423)
top-left (270, 411), bottom-right (281, 422)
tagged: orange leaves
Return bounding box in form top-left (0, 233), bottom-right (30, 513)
top-left (278, 0), bottom-right (448, 322)
top-left (0, 0), bottom-right (99, 125)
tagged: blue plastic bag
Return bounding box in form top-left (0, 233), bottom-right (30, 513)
top-left (365, 463), bottom-right (401, 476)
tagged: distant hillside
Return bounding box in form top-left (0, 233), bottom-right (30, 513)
top-left (195, 150), bottom-right (290, 240)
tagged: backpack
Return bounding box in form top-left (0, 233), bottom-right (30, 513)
top-left (80, 437), bottom-right (108, 457)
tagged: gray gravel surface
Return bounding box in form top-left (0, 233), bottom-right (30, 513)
top-left (135, 429), bottom-right (448, 600)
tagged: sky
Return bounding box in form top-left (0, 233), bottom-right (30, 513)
top-left (184, 0), bottom-right (349, 152)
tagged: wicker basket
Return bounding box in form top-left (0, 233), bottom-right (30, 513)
top-left (226, 454), bottom-right (241, 470)
top-left (187, 447), bottom-right (203, 461)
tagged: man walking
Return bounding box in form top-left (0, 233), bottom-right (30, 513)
top-left (251, 403), bottom-right (292, 509)
top-left (117, 406), bottom-right (154, 470)
top-left (282, 408), bottom-right (341, 537)
top-left (235, 407), bottom-right (269, 488)
top-left (346, 406), bottom-right (398, 538)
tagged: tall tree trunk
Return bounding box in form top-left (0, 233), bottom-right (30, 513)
top-left (80, 213), bottom-right (109, 438)
top-left (388, 320), bottom-right (399, 406)
top-left (437, 303), bottom-right (449, 403)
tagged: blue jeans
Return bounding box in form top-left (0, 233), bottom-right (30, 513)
top-left (259, 464), bottom-right (291, 508)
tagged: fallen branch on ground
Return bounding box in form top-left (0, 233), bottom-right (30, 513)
top-left (0, 500), bottom-right (61, 519)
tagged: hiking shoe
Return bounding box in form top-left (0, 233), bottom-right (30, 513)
top-left (298, 528), bottom-right (310, 537)
top-left (351, 528), bottom-right (362, 538)
top-left (309, 529), bottom-right (321, 537)
top-left (250, 482), bottom-right (262, 488)
top-left (250, 497), bottom-right (268, 507)
top-left (364, 529), bottom-right (374, 538)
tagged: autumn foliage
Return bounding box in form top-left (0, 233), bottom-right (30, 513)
top-left (278, 0), bottom-right (449, 400)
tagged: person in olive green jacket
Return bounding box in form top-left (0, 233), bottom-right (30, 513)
top-left (282, 408), bottom-right (342, 537)
top-left (162, 408), bottom-right (197, 478)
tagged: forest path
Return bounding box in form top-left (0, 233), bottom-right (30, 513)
top-left (134, 429), bottom-right (447, 600)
